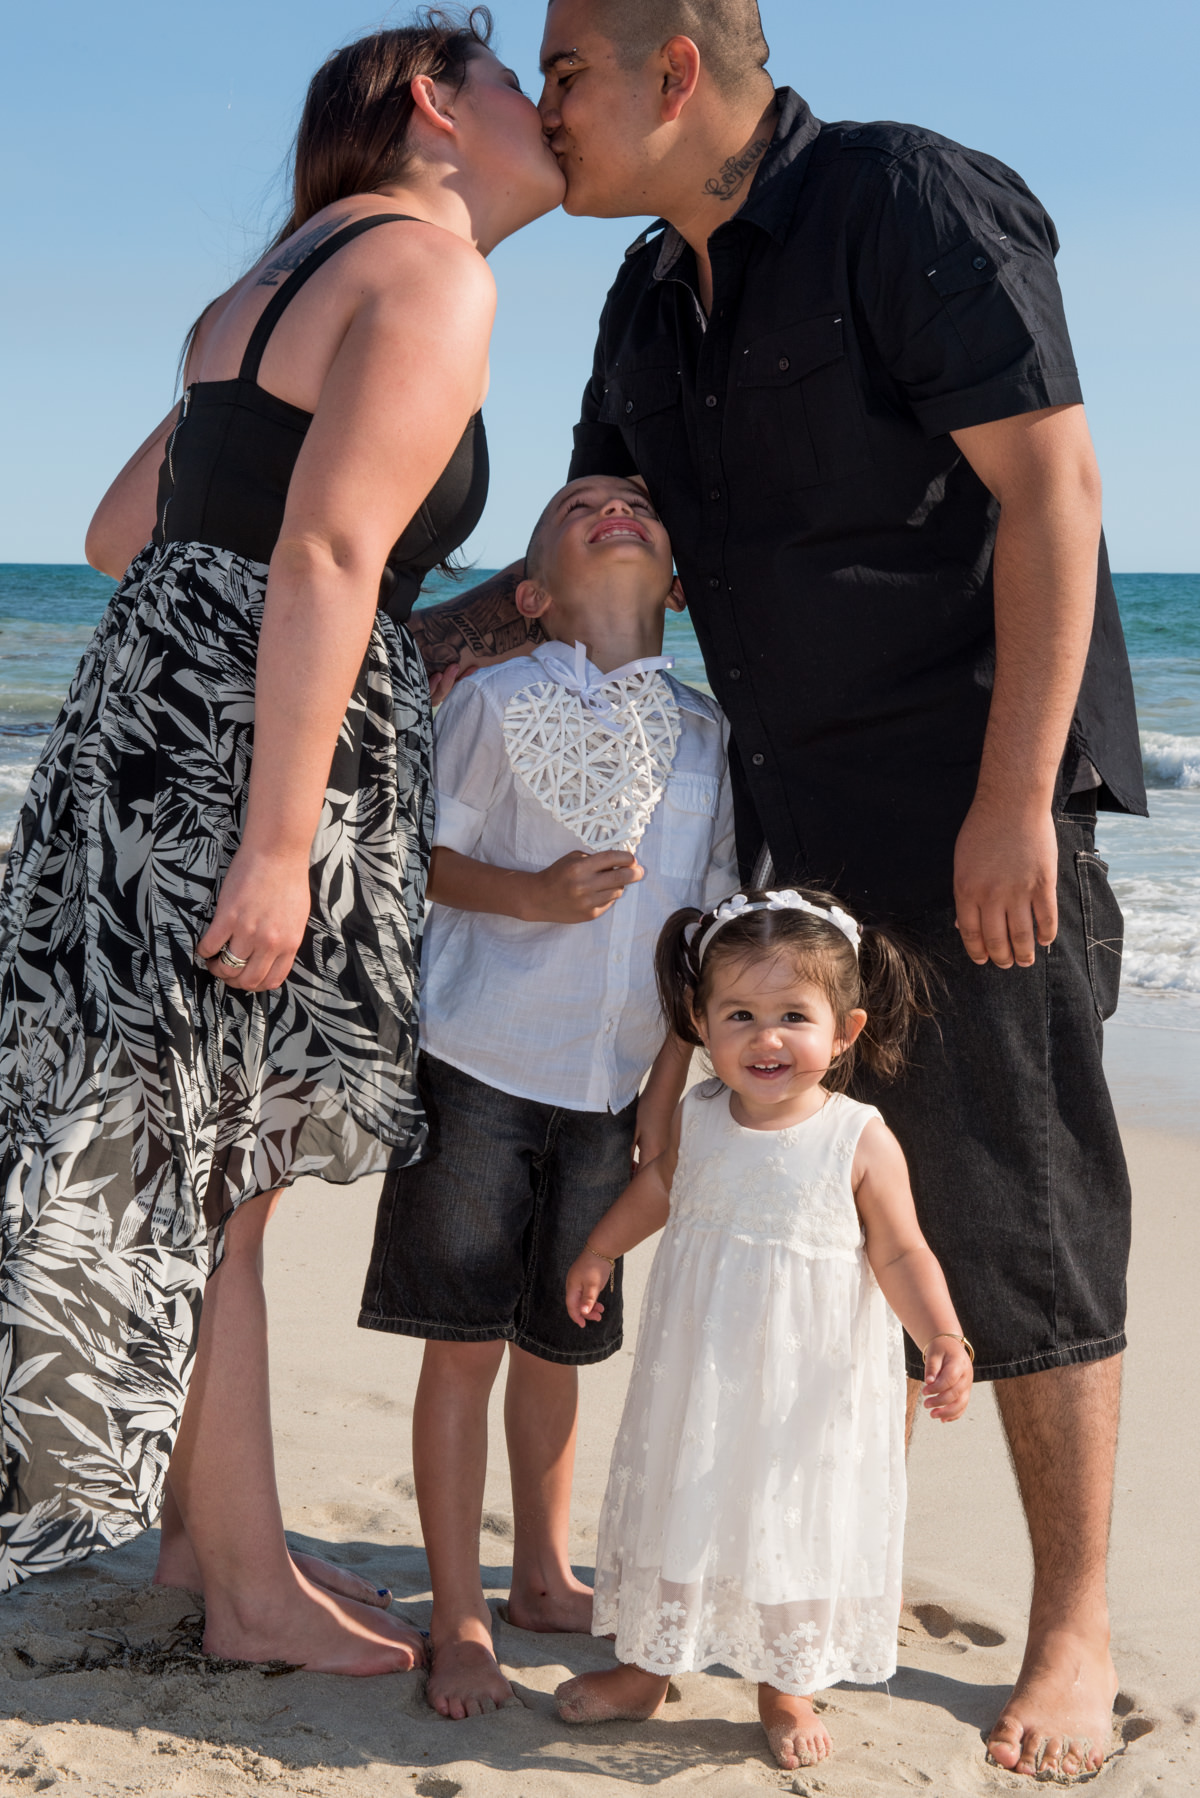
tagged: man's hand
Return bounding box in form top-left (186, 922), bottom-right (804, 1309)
top-left (953, 796), bottom-right (1059, 968)
top-left (526, 850), bottom-right (643, 923)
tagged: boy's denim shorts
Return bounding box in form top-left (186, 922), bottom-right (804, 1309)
top-left (852, 795), bottom-right (1131, 1383)
top-left (358, 1054), bottom-right (637, 1365)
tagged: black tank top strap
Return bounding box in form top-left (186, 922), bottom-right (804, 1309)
top-left (238, 213), bottom-right (421, 383)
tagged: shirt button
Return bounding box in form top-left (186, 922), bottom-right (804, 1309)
top-left (709, 488), bottom-right (721, 501)
top-left (705, 394), bottom-right (718, 408)
top-left (625, 400), bottom-right (634, 414)
top-left (846, 128), bottom-right (862, 140)
top-left (709, 577), bottom-right (721, 589)
top-left (972, 255), bottom-right (988, 270)
top-left (752, 753), bottom-right (765, 767)
top-left (729, 667), bottom-right (742, 680)
top-left (778, 357), bottom-right (790, 372)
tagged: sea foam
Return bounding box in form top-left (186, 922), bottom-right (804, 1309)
top-left (1142, 732), bottom-right (1200, 790)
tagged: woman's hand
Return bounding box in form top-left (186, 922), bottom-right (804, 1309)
top-left (196, 845), bottom-right (313, 992)
top-left (565, 1250), bottom-right (614, 1329)
top-left (921, 1339), bottom-right (974, 1422)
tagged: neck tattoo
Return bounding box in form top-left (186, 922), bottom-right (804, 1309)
top-left (703, 136), bottom-right (770, 203)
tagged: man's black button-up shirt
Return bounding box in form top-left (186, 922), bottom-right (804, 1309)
top-left (568, 89), bottom-right (1146, 919)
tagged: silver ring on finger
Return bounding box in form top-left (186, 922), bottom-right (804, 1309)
top-left (217, 944), bottom-right (249, 971)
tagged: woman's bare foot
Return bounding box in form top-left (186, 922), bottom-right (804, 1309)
top-left (759, 1687), bottom-right (833, 1771)
top-left (556, 1664), bottom-right (670, 1723)
top-left (202, 1566), bottom-right (426, 1676)
top-left (426, 1614), bottom-right (519, 1719)
top-left (986, 1627), bottom-right (1118, 1779)
top-left (506, 1570), bottom-right (594, 1635)
top-left (154, 1537), bottom-right (393, 1611)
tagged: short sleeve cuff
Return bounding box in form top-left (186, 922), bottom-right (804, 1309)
top-left (432, 792), bottom-right (487, 855)
top-left (569, 422), bottom-right (638, 482)
top-left (912, 367), bottom-right (1084, 439)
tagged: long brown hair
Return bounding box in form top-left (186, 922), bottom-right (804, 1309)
top-left (655, 887), bottom-right (936, 1092)
top-left (181, 8), bottom-right (494, 374)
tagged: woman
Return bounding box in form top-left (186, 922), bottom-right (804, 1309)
top-left (0, 9), bottom-right (564, 1673)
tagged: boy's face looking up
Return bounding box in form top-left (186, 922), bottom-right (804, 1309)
top-left (517, 477), bottom-right (681, 647)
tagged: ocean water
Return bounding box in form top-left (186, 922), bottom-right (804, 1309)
top-left (2, 564), bottom-right (1197, 1025)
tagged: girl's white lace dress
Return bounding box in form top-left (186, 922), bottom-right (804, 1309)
top-left (592, 1084), bottom-right (906, 1694)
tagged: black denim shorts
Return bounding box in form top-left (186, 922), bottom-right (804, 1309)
top-left (852, 799), bottom-right (1131, 1382)
top-left (358, 1054), bottom-right (636, 1365)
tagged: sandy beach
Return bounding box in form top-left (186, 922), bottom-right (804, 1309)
top-left (0, 1016), bottom-right (1195, 1797)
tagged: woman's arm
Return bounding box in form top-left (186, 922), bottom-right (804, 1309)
top-left (853, 1118), bottom-right (974, 1422)
top-left (565, 1104), bottom-right (682, 1329)
top-left (196, 227), bottom-right (497, 991)
top-left (85, 405), bottom-right (179, 579)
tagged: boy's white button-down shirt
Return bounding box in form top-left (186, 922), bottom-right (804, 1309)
top-left (422, 648), bottom-right (737, 1113)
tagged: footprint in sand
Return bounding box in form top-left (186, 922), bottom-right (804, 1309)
top-left (900, 1602), bottom-right (1006, 1654)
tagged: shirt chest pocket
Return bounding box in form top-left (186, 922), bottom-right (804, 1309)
top-left (735, 315), bottom-right (870, 497)
top-left (598, 366), bottom-right (684, 492)
top-left (655, 771), bottom-right (720, 881)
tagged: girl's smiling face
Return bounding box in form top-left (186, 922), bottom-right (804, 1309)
top-left (694, 953), bottom-right (867, 1129)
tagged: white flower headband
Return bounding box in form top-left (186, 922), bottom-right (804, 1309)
top-left (695, 889), bottom-right (862, 965)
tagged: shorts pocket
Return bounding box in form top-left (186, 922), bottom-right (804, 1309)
top-left (657, 772), bottom-right (720, 879)
top-left (1075, 851), bottom-right (1124, 1021)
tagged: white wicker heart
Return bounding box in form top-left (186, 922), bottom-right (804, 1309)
top-left (503, 670), bottom-right (681, 852)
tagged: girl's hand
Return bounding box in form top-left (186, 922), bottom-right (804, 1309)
top-left (196, 845), bottom-right (313, 992)
top-left (922, 1341), bottom-right (974, 1422)
top-left (565, 1251), bottom-right (613, 1329)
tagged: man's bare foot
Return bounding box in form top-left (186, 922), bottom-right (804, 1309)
top-left (506, 1572), bottom-right (594, 1635)
top-left (556, 1664), bottom-right (670, 1723)
top-left (986, 1627), bottom-right (1118, 1779)
top-left (203, 1567), bottom-right (426, 1676)
top-left (427, 1617), bottom-right (519, 1719)
top-left (759, 1686), bottom-right (833, 1771)
top-left (154, 1539), bottom-right (393, 1611)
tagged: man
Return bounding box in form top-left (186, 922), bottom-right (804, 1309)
top-left (412, 0), bottom-right (1146, 1780)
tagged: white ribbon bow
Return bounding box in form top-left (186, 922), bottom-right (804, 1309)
top-left (697, 888), bottom-right (862, 964)
top-left (534, 640), bottom-right (674, 731)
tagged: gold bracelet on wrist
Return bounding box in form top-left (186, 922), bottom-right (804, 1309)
top-left (922, 1331), bottom-right (975, 1364)
top-left (586, 1243), bottom-right (617, 1292)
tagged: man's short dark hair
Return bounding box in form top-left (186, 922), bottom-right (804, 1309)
top-left (589, 0), bottom-right (770, 93)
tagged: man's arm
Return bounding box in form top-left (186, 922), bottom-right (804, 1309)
top-left (949, 403), bottom-right (1102, 970)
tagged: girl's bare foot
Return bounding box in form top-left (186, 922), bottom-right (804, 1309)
top-left (506, 1571), bottom-right (594, 1635)
top-left (759, 1686), bottom-right (833, 1770)
top-left (202, 1566), bottom-right (426, 1676)
top-left (427, 1614), bottom-right (520, 1719)
top-left (556, 1664), bottom-right (670, 1723)
top-left (154, 1538), bottom-right (393, 1611)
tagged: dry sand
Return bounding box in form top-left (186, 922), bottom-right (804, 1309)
top-left (0, 1019), bottom-right (1196, 1796)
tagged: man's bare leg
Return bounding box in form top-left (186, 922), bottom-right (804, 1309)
top-left (155, 1477), bottom-right (394, 1609)
top-left (166, 1192), bottom-right (425, 1674)
top-left (504, 1345), bottom-right (594, 1633)
top-left (987, 1358), bottom-right (1122, 1779)
top-left (413, 1339), bottom-right (518, 1718)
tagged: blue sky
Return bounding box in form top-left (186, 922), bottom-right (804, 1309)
top-left (2, 0), bottom-right (1196, 570)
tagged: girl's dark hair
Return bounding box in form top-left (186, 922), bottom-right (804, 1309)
top-left (271, 8), bottom-right (495, 249)
top-left (655, 887), bottom-right (935, 1092)
top-left (181, 9), bottom-right (493, 374)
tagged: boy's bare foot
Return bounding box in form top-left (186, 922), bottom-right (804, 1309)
top-left (202, 1568), bottom-right (426, 1676)
top-left (506, 1572), bottom-right (594, 1635)
top-left (759, 1687), bottom-right (833, 1771)
top-left (427, 1616), bottom-right (519, 1719)
top-left (556, 1664), bottom-right (670, 1723)
top-left (986, 1627), bottom-right (1118, 1779)
top-left (154, 1539), bottom-right (393, 1611)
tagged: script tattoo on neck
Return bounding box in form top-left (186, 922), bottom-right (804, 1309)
top-left (256, 213), bottom-right (353, 287)
top-left (703, 137), bottom-right (770, 203)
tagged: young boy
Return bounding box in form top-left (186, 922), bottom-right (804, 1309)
top-left (358, 475), bottom-right (735, 1718)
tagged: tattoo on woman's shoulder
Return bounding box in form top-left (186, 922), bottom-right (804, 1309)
top-left (256, 214), bottom-right (354, 287)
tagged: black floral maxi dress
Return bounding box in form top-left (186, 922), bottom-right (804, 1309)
top-left (0, 216), bottom-right (489, 1586)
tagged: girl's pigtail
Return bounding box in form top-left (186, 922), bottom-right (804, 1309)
top-left (655, 907), bottom-right (706, 1048)
top-left (853, 926), bottom-right (938, 1081)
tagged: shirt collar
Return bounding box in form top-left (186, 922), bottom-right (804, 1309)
top-left (630, 87), bottom-right (823, 278)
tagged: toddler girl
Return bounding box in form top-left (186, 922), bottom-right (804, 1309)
top-left (558, 888), bottom-right (974, 1771)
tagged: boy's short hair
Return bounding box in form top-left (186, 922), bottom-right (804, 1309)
top-left (587, 0), bottom-right (770, 95)
top-left (524, 493), bottom-right (559, 585)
